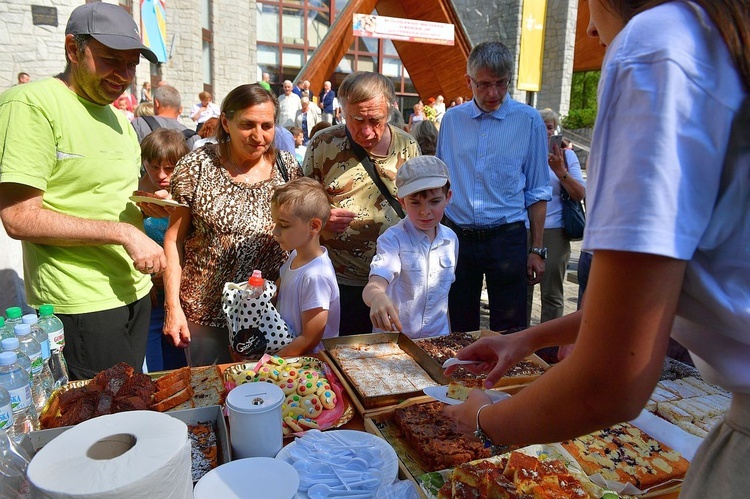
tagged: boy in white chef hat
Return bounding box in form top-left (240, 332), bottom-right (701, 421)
top-left (363, 156), bottom-right (458, 338)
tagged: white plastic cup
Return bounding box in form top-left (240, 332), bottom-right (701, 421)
top-left (226, 383), bottom-right (284, 459)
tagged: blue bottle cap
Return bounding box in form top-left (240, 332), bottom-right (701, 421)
top-left (1, 338), bottom-right (19, 350)
top-left (13, 324), bottom-right (31, 337)
top-left (0, 352), bottom-right (17, 366)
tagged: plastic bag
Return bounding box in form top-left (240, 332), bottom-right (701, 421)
top-left (0, 429), bottom-right (31, 498)
top-left (221, 280), bottom-right (295, 358)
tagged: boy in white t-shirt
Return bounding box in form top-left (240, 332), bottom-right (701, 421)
top-left (271, 178), bottom-right (340, 354)
top-left (363, 156), bottom-right (458, 338)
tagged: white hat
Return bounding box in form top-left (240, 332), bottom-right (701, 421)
top-left (396, 156), bottom-right (450, 198)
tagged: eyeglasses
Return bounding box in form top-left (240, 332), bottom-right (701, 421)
top-left (469, 76), bottom-right (510, 91)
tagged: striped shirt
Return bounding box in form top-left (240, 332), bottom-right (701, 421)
top-left (436, 98), bottom-right (551, 228)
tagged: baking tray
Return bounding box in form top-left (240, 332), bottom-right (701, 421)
top-left (224, 356), bottom-right (354, 435)
top-left (38, 367), bottom-right (224, 428)
top-left (321, 333), bottom-right (449, 413)
top-left (363, 396), bottom-right (523, 480)
top-left (412, 330), bottom-right (550, 388)
top-left (21, 405), bottom-right (230, 483)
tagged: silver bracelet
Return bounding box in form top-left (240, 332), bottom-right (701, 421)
top-left (474, 403), bottom-right (504, 454)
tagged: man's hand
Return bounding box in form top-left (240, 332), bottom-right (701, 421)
top-left (326, 208), bottom-right (356, 233)
top-left (122, 226), bottom-right (167, 274)
top-left (527, 253), bottom-right (545, 285)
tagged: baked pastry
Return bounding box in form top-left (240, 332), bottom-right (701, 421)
top-left (190, 365), bottom-right (227, 408)
top-left (446, 382), bottom-right (473, 402)
top-left (441, 452), bottom-right (591, 498)
top-left (646, 376), bottom-right (731, 437)
top-left (41, 363), bottom-right (157, 428)
top-left (188, 422), bottom-right (219, 482)
top-left (331, 344), bottom-right (438, 398)
top-left (416, 332), bottom-right (546, 387)
top-left (392, 402), bottom-right (498, 472)
top-left (561, 422), bottom-right (689, 490)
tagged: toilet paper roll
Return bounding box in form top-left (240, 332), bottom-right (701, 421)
top-left (27, 410), bottom-right (192, 499)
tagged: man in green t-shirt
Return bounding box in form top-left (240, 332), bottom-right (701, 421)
top-left (258, 72), bottom-right (272, 92)
top-left (0, 3), bottom-right (165, 380)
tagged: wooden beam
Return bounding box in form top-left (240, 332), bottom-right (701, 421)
top-left (297, 0), bottom-right (471, 103)
top-left (573, 0), bottom-right (605, 72)
top-left (296, 0), bottom-right (379, 97)
top-left (376, 0), bottom-right (471, 101)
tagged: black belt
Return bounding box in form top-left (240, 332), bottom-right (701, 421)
top-left (443, 218), bottom-right (524, 242)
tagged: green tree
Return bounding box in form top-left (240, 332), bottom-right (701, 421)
top-left (565, 71), bottom-right (600, 128)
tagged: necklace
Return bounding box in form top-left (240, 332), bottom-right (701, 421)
top-left (226, 159), bottom-right (250, 183)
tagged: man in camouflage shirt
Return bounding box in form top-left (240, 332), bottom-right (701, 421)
top-left (303, 72), bottom-right (420, 335)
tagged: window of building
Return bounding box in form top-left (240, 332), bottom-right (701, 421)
top-left (119, 0), bottom-right (133, 14)
top-left (256, 1), bottom-right (414, 100)
top-left (202, 0), bottom-right (214, 94)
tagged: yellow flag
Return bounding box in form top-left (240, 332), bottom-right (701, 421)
top-left (517, 0), bottom-right (548, 92)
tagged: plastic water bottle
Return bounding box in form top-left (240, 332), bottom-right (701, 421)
top-left (0, 339), bottom-right (31, 381)
top-left (0, 351), bottom-right (36, 438)
top-left (37, 304), bottom-right (69, 388)
top-left (21, 315), bottom-right (54, 402)
top-left (1, 339), bottom-right (34, 425)
top-left (12, 325), bottom-right (47, 415)
top-left (3, 308), bottom-right (22, 338)
top-left (0, 386), bottom-right (13, 438)
top-left (0, 426), bottom-right (31, 497)
top-left (247, 270), bottom-right (266, 299)
top-left (0, 318), bottom-right (10, 341)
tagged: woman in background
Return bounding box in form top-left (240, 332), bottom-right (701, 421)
top-left (409, 120), bottom-right (438, 156)
top-left (190, 91), bottom-right (220, 133)
top-left (191, 116), bottom-right (219, 150)
top-left (406, 102), bottom-right (425, 131)
top-left (527, 108), bottom-right (585, 326)
top-left (444, 1), bottom-right (749, 495)
top-left (140, 81), bottom-right (152, 103)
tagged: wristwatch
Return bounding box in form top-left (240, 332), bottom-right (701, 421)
top-left (529, 247), bottom-right (548, 259)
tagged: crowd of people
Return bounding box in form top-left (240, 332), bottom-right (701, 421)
top-left (0, 0), bottom-right (747, 494)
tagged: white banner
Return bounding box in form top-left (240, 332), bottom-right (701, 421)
top-left (353, 14), bottom-right (455, 46)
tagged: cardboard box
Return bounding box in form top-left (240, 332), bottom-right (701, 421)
top-left (20, 406), bottom-right (230, 481)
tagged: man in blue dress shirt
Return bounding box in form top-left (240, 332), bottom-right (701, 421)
top-left (437, 41), bottom-right (551, 332)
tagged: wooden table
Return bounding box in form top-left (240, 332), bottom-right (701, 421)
top-left (220, 360), bottom-right (682, 498)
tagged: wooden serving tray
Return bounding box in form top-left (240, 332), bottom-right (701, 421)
top-left (321, 333), bottom-right (447, 414)
top-left (364, 395), bottom-right (525, 480)
top-left (412, 330), bottom-right (551, 388)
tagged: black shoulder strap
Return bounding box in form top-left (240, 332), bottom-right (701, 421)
top-left (181, 128), bottom-right (198, 140)
top-left (143, 115), bottom-right (197, 141)
top-left (275, 152), bottom-right (290, 182)
top-left (344, 127), bottom-right (405, 219)
top-left (143, 115), bottom-right (159, 132)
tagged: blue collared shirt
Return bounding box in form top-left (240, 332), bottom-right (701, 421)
top-left (436, 98), bottom-right (551, 228)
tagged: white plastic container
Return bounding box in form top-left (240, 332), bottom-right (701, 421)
top-left (225, 383), bottom-right (283, 459)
